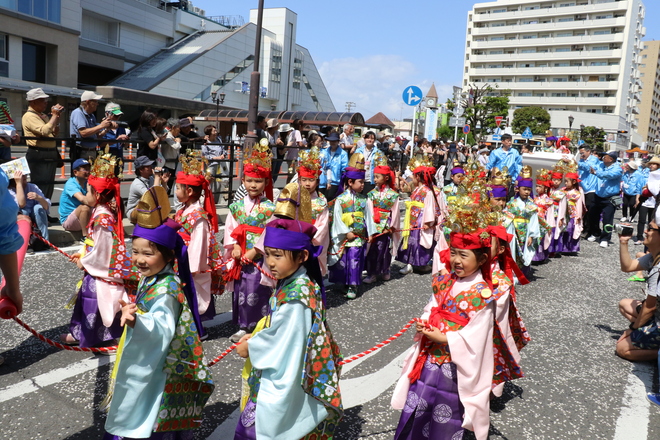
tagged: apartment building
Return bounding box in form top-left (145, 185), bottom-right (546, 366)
top-left (0, 1), bottom-right (335, 133)
top-left (637, 40), bottom-right (660, 149)
top-left (463, 0), bottom-right (646, 149)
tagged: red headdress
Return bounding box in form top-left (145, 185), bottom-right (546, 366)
top-left (487, 225), bottom-right (529, 300)
top-left (297, 146), bottom-right (322, 180)
top-left (177, 152), bottom-right (218, 233)
top-left (88, 151), bottom-right (124, 242)
top-left (243, 138), bottom-right (274, 201)
top-left (374, 164), bottom-right (396, 190)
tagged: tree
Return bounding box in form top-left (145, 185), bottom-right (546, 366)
top-left (580, 126), bottom-right (607, 151)
top-left (436, 125), bottom-right (454, 140)
top-left (511, 107), bottom-right (551, 136)
top-left (446, 84), bottom-right (510, 143)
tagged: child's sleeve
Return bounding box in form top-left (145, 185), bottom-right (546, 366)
top-left (187, 217), bottom-right (210, 274)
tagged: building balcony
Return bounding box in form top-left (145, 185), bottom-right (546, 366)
top-left (510, 96), bottom-right (618, 106)
top-left (472, 1), bottom-right (629, 23)
top-left (471, 17), bottom-right (628, 36)
top-left (470, 49), bottom-right (622, 63)
top-left (467, 65), bottom-right (621, 76)
top-left (480, 81), bottom-right (619, 91)
top-left (470, 33), bottom-right (624, 49)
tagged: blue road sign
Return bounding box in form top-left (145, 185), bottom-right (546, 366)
top-left (522, 127), bottom-right (533, 139)
top-left (578, 139), bottom-right (585, 146)
top-left (492, 135), bottom-right (502, 141)
top-left (402, 86), bottom-right (423, 106)
top-left (463, 125), bottom-right (471, 135)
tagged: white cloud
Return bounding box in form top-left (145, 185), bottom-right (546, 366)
top-left (319, 54), bottom-right (456, 122)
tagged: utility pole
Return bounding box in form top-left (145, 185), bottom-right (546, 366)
top-left (245, 0), bottom-right (265, 152)
top-left (345, 102), bottom-right (356, 112)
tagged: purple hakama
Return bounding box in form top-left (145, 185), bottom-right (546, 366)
top-left (394, 360), bottom-right (467, 440)
top-left (232, 261), bottom-right (271, 331)
top-left (560, 218), bottom-right (580, 253)
top-left (329, 244), bottom-right (366, 286)
top-left (365, 234), bottom-right (392, 276)
top-left (532, 243), bottom-right (549, 262)
top-left (233, 400), bottom-right (257, 440)
top-left (397, 229), bottom-right (434, 267)
top-left (103, 431), bottom-right (194, 440)
top-left (69, 273), bottom-right (123, 348)
top-left (547, 228), bottom-right (562, 253)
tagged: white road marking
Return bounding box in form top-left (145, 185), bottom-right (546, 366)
top-left (613, 362), bottom-right (654, 440)
top-left (0, 355), bottom-right (114, 403)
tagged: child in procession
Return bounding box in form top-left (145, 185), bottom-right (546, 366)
top-left (560, 171), bottom-right (585, 254)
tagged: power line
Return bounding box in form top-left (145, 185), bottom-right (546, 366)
top-left (345, 101), bottom-right (356, 112)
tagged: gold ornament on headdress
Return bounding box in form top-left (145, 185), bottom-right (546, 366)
top-left (536, 168), bottom-right (553, 183)
top-left (407, 155), bottom-right (433, 172)
top-left (274, 182), bottom-right (312, 223)
top-left (520, 165), bottom-right (533, 179)
top-left (545, 129), bottom-right (554, 138)
top-left (90, 147), bottom-right (122, 179)
top-left (348, 152), bottom-right (365, 170)
top-left (446, 158), bottom-right (500, 234)
top-left (244, 138), bottom-right (273, 170)
top-left (179, 150), bottom-right (209, 177)
top-left (132, 186), bottom-right (171, 228)
top-left (297, 146), bottom-right (322, 174)
top-left (553, 158), bottom-right (577, 175)
top-left (489, 166), bottom-right (510, 187)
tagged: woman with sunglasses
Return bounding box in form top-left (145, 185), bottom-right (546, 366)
top-left (616, 215), bottom-right (660, 362)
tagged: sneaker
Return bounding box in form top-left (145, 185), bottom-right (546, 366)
top-left (587, 236), bottom-right (597, 242)
top-left (363, 275), bottom-right (377, 284)
top-left (230, 329), bottom-right (247, 343)
top-left (382, 273), bottom-right (391, 281)
top-left (399, 264), bottom-right (413, 275)
top-left (621, 217), bottom-right (628, 222)
top-left (647, 393), bottom-right (660, 408)
top-left (599, 241), bottom-right (608, 248)
top-left (627, 275), bottom-right (645, 282)
top-left (345, 287), bottom-right (357, 299)
top-left (634, 240), bottom-right (643, 245)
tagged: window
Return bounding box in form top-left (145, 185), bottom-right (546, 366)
top-left (492, 8), bottom-right (506, 13)
top-left (1, 0), bottom-right (60, 23)
top-left (0, 34), bottom-right (7, 78)
top-left (555, 47), bottom-right (570, 52)
top-left (491, 36), bottom-right (504, 41)
top-left (594, 30), bottom-right (612, 35)
top-left (518, 92), bottom-right (532, 97)
top-left (594, 15), bottom-right (613, 19)
top-left (557, 17), bottom-right (574, 22)
top-left (553, 78), bottom-right (568, 82)
top-left (519, 78), bottom-right (533, 82)
top-left (551, 93), bottom-right (567, 97)
top-left (592, 46), bottom-right (608, 51)
top-left (557, 32), bottom-right (572, 37)
top-left (22, 41), bottom-right (46, 83)
top-left (521, 49), bottom-right (537, 53)
top-left (489, 50), bottom-right (503, 55)
top-left (522, 34), bottom-right (538, 39)
top-left (591, 61), bottom-right (607, 66)
top-left (559, 2), bottom-right (575, 7)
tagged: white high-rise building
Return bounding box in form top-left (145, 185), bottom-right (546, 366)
top-left (463, 0), bottom-right (646, 149)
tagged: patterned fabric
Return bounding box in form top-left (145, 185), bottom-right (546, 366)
top-left (409, 185), bottom-right (431, 225)
top-left (367, 187), bottom-right (398, 234)
top-left (426, 273), bottom-right (523, 384)
top-left (246, 274), bottom-right (343, 437)
top-left (442, 183), bottom-right (459, 206)
top-left (229, 197), bottom-right (276, 251)
top-left (533, 194), bottom-right (553, 237)
top-left (90, 212), bottom-right (138, 282)
top-left (311, 193), bottom-right (328, 223)
top-left (135, 274), bottom-right (215, 433)
top-left (175, 206), bottom-right (224, 295)
top-left (492, 269), bottom-right (531, 352)
top-left (506, 197), bottom-right (540, 263)
top-left (564, 188), bottom-right (582, 219)
top-left (335, 190), bottom-right (369, 247)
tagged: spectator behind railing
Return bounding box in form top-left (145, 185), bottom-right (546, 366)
top-left (70, 91), bottom-right (114, 162)
top-left (135, 110), bottom-right (162, 162)
top-left (0, 100), bottom-right (21, 164)
top-left (202, 125), bottom-right (228, 203)
top-left (101, 102), bottom-right (130, 163)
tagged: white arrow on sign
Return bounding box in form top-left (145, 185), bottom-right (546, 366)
top-left (454, 107), bottom-right (464, 117)
top-left (407, 87), bottom-right (421, 105)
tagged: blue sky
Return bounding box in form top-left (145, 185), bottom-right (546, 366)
top-left (192, 0), bottom-right (660, 120)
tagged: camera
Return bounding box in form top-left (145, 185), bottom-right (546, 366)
top-left (616, 224), bottom-right (634, 236)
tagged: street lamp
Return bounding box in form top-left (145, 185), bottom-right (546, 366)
top-left (568, 115), bottom-right (574, 132)
top-left (210, 90), bottom-right (226, 131)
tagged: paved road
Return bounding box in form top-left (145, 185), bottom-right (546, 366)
top-left (1, 223), bottom-right (660, 439)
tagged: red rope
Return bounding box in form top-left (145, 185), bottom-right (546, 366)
top-left (11, 316), bottom-right (117, 353)
top-left (207, 342), bottom-right (240, 367)
top-left (31, 232), bottom-right (75, 259)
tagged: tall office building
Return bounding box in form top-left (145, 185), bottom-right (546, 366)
top-left (463, 0), bottom-right (646, 149)
top-left (637, 40), bottom-right (660, 150)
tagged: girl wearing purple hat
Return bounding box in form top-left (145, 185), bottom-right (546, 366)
top-left (234, 218), bottom-right (343, 440)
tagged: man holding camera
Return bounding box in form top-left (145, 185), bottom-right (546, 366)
top-left (100, 102), bottom-right (130, 163)
top-left (22, 88), bottom-right (64, 200)
top-left (69, 91), bottom-right (115, 162)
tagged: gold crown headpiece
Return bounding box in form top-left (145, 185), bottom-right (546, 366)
top-left (90, 147), bottom-right (122, 180)
top-left (520, 165), bottom-right (533, 179)
top-left (179, 150), bottom-right (209, 177)
top-left (348, 152), bottom-right (365, 170)
top-left (489, 166), bottom-right (510, 187)
top-left (407, 155), bottom-right (433, 173)
top-left (132, 186), bottom-right (171, 228)
top-left (446, 158), bottom-right (500, 234)
top-left (553, 158), bottom-right (577, 175)
top-left (297, 146), bottom-right (322, 174)
top-left (244, 138), bottom-right (273, 170)
top-left (375, 154), bottom-right (388, 167)
top-left (536, 168), bottom-right (553, 183)
top-left (274, 182), bottom-right (312, 223)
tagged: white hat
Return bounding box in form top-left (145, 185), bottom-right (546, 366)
top-left (26, 88), bottom-right (49, 101)
top-left (266, 118), bottom-right (279, 129)
top-left (105, 102), bottom-right (123, 115)
top-left (626, 161), bottom-right (638, 170)
top-left (279, 123), bottom-right (293, 132)
top-left (80, 90), bottom-right (103, 102)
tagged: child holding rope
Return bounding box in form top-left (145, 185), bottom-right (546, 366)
top-left (61, 152), bottom-right (133, 348)
top-left (104, 188), bottom-right (214, 440)
top-left (174, 152), bottom-right (223, 336)
top-left (364, 162), bottom-right (400, 284)
top-left (327, 154), bottom-right (376, 299)
top-left (224, 140), bottom-right (276, 342)
top-left (235, 218), bottom-right (342, 439)
top-left (392, 181), bottom-right (522, 440)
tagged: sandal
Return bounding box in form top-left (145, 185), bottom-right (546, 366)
top-left (627, 275), bottom-right (645, 282)
top-left (59, 333), bottom-right (79, 346)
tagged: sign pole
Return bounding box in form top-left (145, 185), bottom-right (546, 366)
top-left (454, 125), bottom-right (458, 142)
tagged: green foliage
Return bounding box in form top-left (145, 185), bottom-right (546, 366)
top-left (447, 84), bottom-right (510, 142)
top-left (437, 125), bottom-right (454, 140)
top-left (580, 126), bottom-right (607, 151)
top-left (511, 107), bottom-right (551, 135)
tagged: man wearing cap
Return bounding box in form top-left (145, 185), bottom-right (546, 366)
top-left (126, 156), bottom-right (168, 221)
top-left (70, 90), bottom-right (114, 161)
top-left (58, 158), bottom-right (92, 240)
top-left (577, 145), bottom-right (601, 236)
top-left (266, 118), bottom-right (284, 180)
top-left (100, 102), bottom-right (130, 162)
top-left (586, 151), bottom-right (623, 248)
top-left (320, 131), bottom-right (348, 200)
top-left (377, 131), bottom-right (391, 155)
top-left (22, 88), bottom-right (65, 199)
top-left (621, 160), bottom-right (642, 223)
top-left (178, 117), bottom-right (203, 156)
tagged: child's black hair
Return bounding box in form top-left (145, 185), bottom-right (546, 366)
top-left (179, 183), bottom-right (203, 199)
top-left (151, 241), bottom-right (176, 263)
